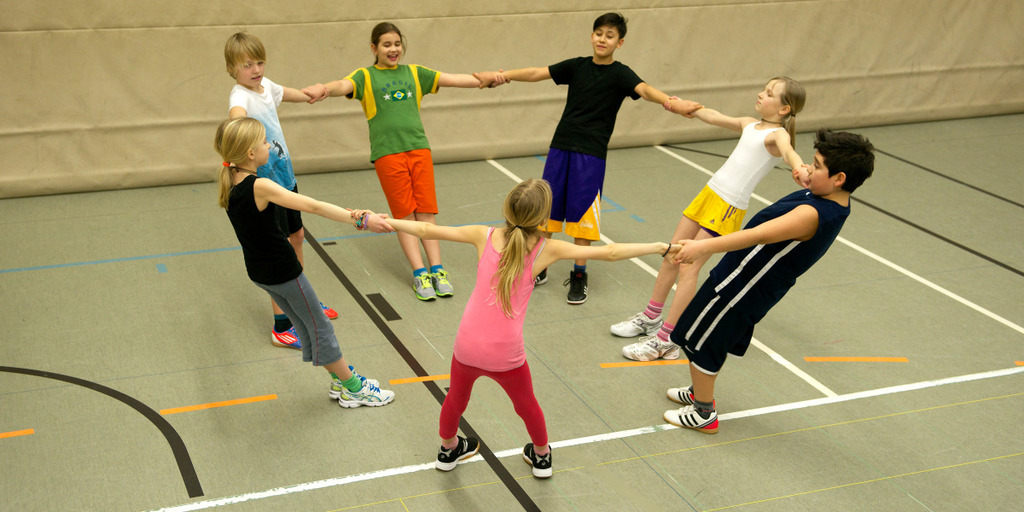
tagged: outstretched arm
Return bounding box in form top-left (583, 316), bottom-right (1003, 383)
top-left (300, 78), bottom-right (356, 104)
top-left (673, 205), bottom-right (819, 264)
top-left (253, 178), bottom-right (392, 233)
top-left (686, 107), bottom-right (750, 133)
top-left (500, 67), bottom-right (552, 83)
top-left (534, 239), bottom-right (679, 271)
top-left (386, 218), bottom-right (488, 247)
top-left (767, 130), bottom-right (809, 187)
top-left (281, 86), bottom-right (312, 103)
top-left (437, 72), bottom-right (483, 88)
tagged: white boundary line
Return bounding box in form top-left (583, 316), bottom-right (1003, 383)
top-left (150, 365), bottom-right (1024, 511)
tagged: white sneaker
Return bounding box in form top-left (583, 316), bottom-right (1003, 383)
top-left (610, 312), bottom-right (663, 337)
top-left (622, 335), bottom-right (680, 361)
top-left (338, 380), bottom-right (395, 408)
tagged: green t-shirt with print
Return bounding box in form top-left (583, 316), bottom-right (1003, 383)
top-left (344, 64), bottom-right (441, 162)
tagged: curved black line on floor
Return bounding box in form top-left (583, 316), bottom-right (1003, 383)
top-left (305, 229), bottom-right (540, 512)
top-left (0, 366), bottom-right (203, 498)
top-left (662, 144), bottom-right (1024, 277)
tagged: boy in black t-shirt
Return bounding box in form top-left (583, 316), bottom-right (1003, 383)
top-left (476, 12), bottom-right (701, 304)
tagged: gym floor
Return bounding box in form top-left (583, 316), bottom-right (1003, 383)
top-left (2, 114), bottom-right (1022, 511)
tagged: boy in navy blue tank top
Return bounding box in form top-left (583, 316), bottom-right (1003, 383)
top-left (662, 128), bottom-right (875, 434)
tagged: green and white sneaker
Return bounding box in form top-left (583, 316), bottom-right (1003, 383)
top-left (431, 269), bottom-right (454, 297)
top-left (329, 366), bottom-right (379, 400)
top-left (414, 273), bottom-right (437, 301)
top-left (338, 380), bottom-right (395, 408)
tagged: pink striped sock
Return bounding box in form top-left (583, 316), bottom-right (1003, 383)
top-left (644, 300), bottom-right (664, 320)
top-left (656, 322), bottom-right (675, 342)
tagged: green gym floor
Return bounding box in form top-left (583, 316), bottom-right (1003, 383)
top-left (2, 115), bottom-right (1022, 512)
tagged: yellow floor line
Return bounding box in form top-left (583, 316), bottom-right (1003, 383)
top-left (159, 394), bottom-right (277, 415)
top-left (389, 374), bottom-right (450, 385)
top-left (0, 428), bottom-right (34, 439)
top-left (600, 360), bottom-right (690, 368)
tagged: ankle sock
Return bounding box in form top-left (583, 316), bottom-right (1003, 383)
top-left (340, 373), bottom-right (363, 392)
top-left (643, 300), bottom-right (664, 320)
top-left (441, 438), bottom-right (459, 450)
top-left (273, 314), bottom-right (292, 333)
top-left (694, 398), bottom-right (715, 418)
top-left (656, 322), bottom-right (675, 342)
top-left (413, 267), bottom-right (428, 277)
top-left (573, 264), bottom-right (586, 273)
top-left (533, 444), bottom-right (550, 456)
top-left (430, 264), bottom-right (443, 274)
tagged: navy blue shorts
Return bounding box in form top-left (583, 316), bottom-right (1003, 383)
top-left (670, 281), bottom-right (756, 375)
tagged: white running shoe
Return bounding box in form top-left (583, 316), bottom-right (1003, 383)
top-left (338, 380), bottom-right (395, 408)
top-left (621, 335), bottom-right (680, 361)
top-left (610, 312), bottom-right (663, 337)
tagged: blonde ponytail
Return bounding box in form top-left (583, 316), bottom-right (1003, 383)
top-left (213, 118), bottom-right (266, 209)
top-left (494, 179), bottom-right (553, 317)
top-left (769, 76), bottom-right (805, 145)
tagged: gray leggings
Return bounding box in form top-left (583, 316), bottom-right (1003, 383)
top-left (255, 272), bottom-right (342, 366)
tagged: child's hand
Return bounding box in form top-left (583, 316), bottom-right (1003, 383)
top-left (301, 84), bottom-right (328, 103)
top-left (473, 70), bottom-right (506, 89)
top-left (672, 99), bottom-right (704, 118)
top-left (794, 165), bottom-right (811, 188)
top-left (364, 213), bottom-right (394, 234)
top-left (672, 239), bottom-right (707, 265)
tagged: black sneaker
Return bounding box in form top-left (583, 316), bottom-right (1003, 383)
top-left (522, 443), bottom-right (552, 478)
top-left (435, 436), bottom-right (480, 471)
top-left (564, 270), bottom-right (588, 304)
top-left (534, 268), bottom-right (548, 286)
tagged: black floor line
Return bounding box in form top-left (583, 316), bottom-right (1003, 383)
top-left (662, 144), bottom-right (1024, 277)
top-left (0, 366), bottom-right (204, 498)
top-left (874, 148), bottom-right (1024, 209)
top-left (305, 229), bottom-right (541, 512)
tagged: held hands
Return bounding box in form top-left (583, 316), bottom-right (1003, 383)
top-left (350, 209), bottom-right (394, 233)
top-left (671, 239), bottom-right (708, 265)
top-left (664, 96), bottom-right (704, 118)
top-left (473, 70), bottom-right (508, 89)
top-left (300, 83), bottom-right (330, 104)
top-left (794, 164), bottom-right (812, 188)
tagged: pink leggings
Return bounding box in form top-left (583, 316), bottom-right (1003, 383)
top-left (439, 357), bottom-right (548, 447)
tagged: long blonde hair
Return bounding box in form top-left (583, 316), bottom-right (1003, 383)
top-left (494, 179), bottom-right (552, 317)
top-left (768, 76), bottom-right (806, 144)
top-left (214, 118), bottom-right (265, 209)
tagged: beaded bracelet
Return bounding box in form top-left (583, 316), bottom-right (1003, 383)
top-left (354, 213), bottom-right (366, 230)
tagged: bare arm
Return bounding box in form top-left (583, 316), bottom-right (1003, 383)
top-left (766, 130), bottom-right (809, 187)
top-left (386, 218), bottom-right (488, 246)
top-left (500, 67), bottom-right (552, 83)
top-left (252, 178), bottom-right (392, 232)
top-left (437, 72), bottom-right (483, 88)
top-left (229, 106), bottom-right (247, 119)
top-left (534, 239), bottom-right (677, 271)
top-left (635, 82), bottom-right (671, 106)
top-left (281, 86), bottom-right (312, 103)
top-left (673, 205), bottom-right (819, 264)
top-left (689, 107), bottom-right (751, 133)
top-left (300, 78), bottom-right (356, 103)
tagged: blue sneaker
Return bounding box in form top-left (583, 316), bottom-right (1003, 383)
top-left (271, 327), bottom-right (301, 349)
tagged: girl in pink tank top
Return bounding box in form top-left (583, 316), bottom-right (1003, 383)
top-left (387, 179), bottom-right (680, 478)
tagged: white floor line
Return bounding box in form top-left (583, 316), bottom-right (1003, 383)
top-left (150, 365), bottom-right (1024, 512)
top-left (486, 156), bottom-right (837, 396)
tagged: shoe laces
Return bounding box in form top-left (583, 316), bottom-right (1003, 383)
top-left (417, 273), bottom-right (433, 286)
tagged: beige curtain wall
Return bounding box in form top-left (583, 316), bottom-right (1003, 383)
top-left (1, 1), bottom-right (1022, 198)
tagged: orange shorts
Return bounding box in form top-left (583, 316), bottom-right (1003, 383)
top-left (374, 148), bottom-right (438, 219)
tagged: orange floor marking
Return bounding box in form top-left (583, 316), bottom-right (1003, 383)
top-left (804, 356), bottom-right (909, 363)
top-left (389, 374), bottom-right (450, 385)
top-left (0, 429), bottom-right (34, 439)
top-left (159, 394), bottom-right (277, 415)
top-left (1016, 361), bottom-right (1024, 366)
top-left (600, 360), bottom-right (690, 368)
